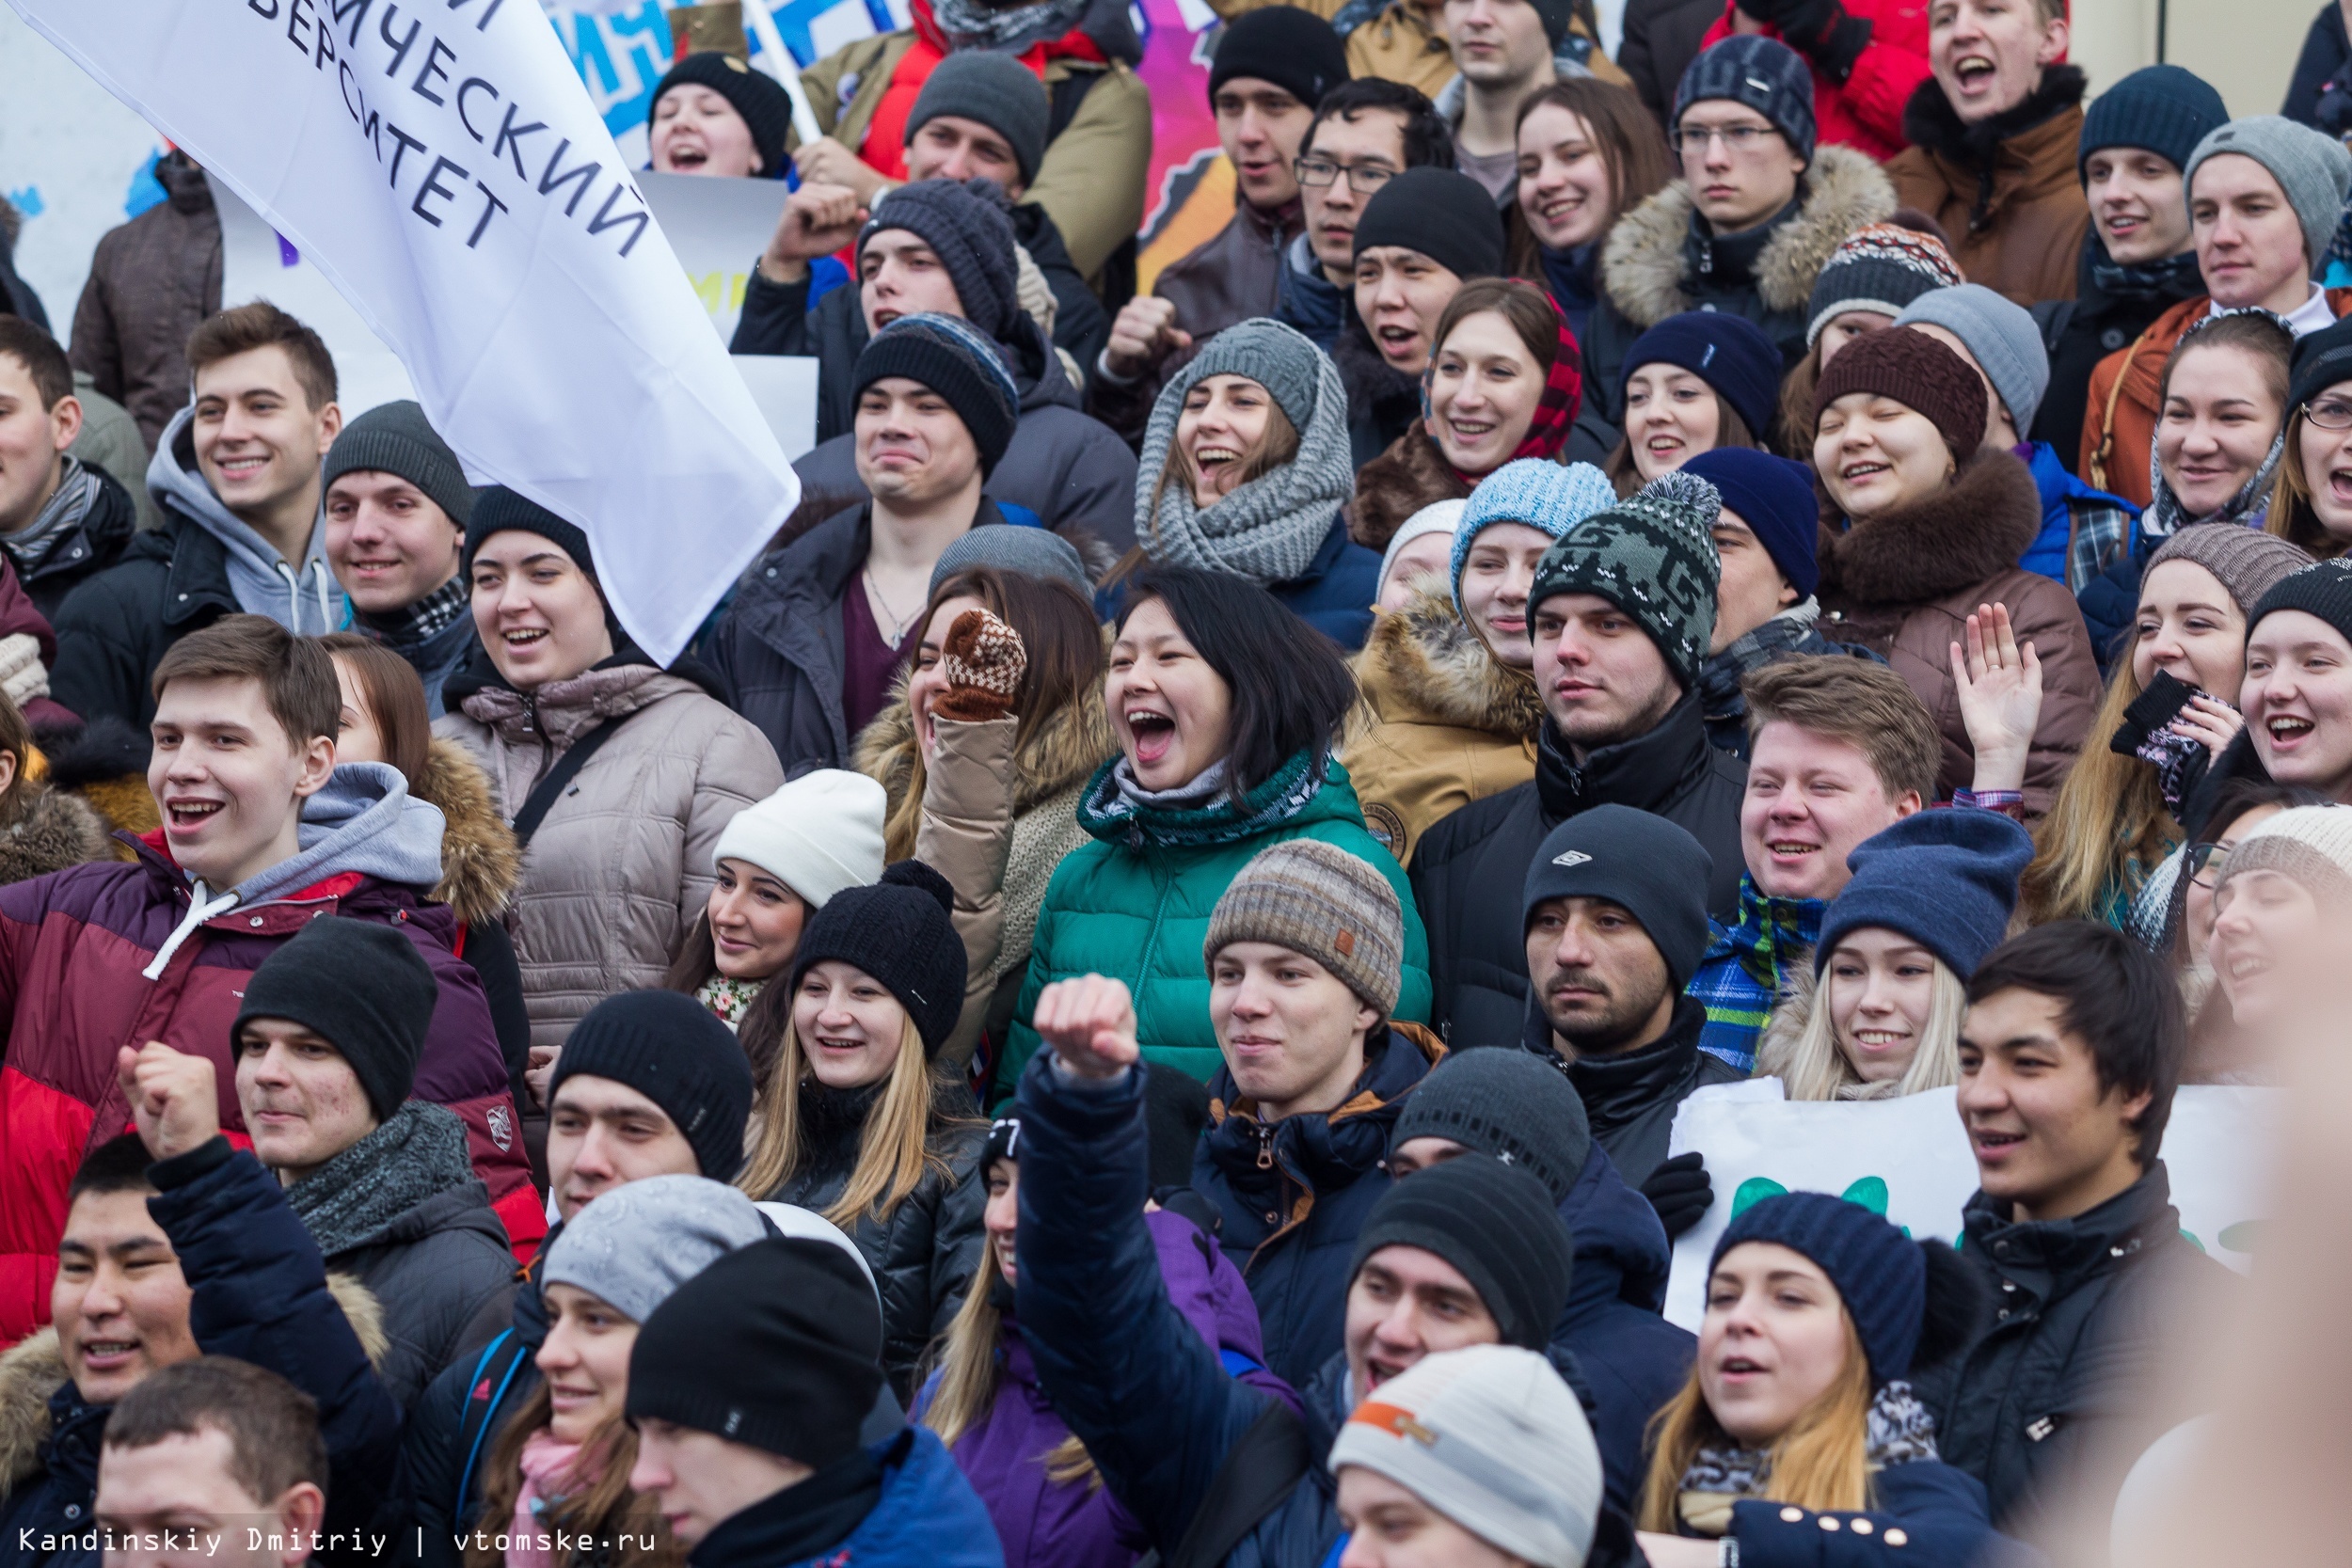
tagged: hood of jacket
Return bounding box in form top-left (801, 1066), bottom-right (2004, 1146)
top-left (1203, 1022), bottom-right (1442, 1206)
top-left (1356, 587), bottom-right (1545, 740)
top-left (1006, 312), bottom-right (1082, 416)
top-left (1346, 427), bottom-right (1469, 552)
top-left (411, 736), bottom-right (520, 925)
top-left (1559, 1141), bottom-right (1675, 1316)
top-left (1902, 64), bottom-right (2088, 190)
top-left (1534, 691), bottom-right (1721, 822)
top-left (1276, 235), bottom-right (1350, 348)
top-left (1600, 143), bottom-right (1896, 328)
top-left (453, 651), bottom-right (716, 752)
top-left (1816, 450), bottom-right (2042, 610)
top-left (0, 784), bottom-right (115, 888)
top-left (228, 759), bottom-right (444, 903)
top-left (146, 405), bottom-right (345, 636)
top-left (1145, 1207), bottom-right (1278, 1371)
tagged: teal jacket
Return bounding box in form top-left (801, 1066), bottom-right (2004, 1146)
top-left (996, 751), bottom-right (1432, 1100)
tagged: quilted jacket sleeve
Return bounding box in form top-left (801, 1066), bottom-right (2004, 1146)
top-left (914, 716), bottom-right (1018, 1069)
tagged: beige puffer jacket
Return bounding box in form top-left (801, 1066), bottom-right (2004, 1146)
top-left (435, 661), bottom-right (785, 1050)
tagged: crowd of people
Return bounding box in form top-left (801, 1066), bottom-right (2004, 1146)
top-left (4, 0), bottom-right (2351, 1562)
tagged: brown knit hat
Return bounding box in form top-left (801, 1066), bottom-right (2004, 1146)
top-left (2144, 525), bottom-right (2314, 617)
top-left (1813, 325), bottom-right (1987, 458)
top-left (1203, 839), bottom-right (1404, 1015)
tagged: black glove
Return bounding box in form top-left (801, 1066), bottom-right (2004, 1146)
top-left (1642, 1150), bottom-right (1714, 1240)
top-left (1736, 0), bottom-right (1873, 80)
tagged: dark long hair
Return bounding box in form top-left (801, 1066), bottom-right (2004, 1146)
top-left (660, 916), bottom-right (795, 1094)
top-left (1114, 564), bottom-right (1357, 799)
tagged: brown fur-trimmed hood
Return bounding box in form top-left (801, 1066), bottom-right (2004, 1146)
top-left (1818, 450), bottom-right (2042, 608)
top-left (1600, 144), bottom-right (1896, 329)
top-left (0, 785), bottom-right (114, 887)
top-left (1347, 427), bottom-right (1468, 554)
top-left (0, 1275), bottom-right (388, 1493)
top-left (412, 736), bottom-right (521, 926)
top-left (1357, 587), bottom-right (1545, 740)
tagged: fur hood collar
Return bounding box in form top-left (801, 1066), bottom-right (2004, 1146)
top-left (411, 736), bottom-right (520, 926)
top-left (1600, 144), bottom-right (1895, 328)
top-left (1357, 587), bottom-right (1544, 739)
top-left (1347, 427), bottom-right (1466, 552)
top-left (0, 1275), bottom-right (389, 1492)
top-left (0, 785), bottom-right (114, 886)
top-left (1817, 451), bottom-right (2042, 608)
top-left (1903, 64), bottom-right (2087, 172)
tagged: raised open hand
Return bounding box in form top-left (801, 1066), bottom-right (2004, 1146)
top-left (1951, 601), bottom-right (2042, 796)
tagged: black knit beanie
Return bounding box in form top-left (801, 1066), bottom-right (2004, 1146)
top-left (1522, 804), bottom-right (1715, 990)
top-left (850, 312), bottom-right (1023, 476)
top-left (1349, 1154), bottom-right (1573, 1351)
top-left (2250, 558), bottom-right (2352, 650)
top-left (1352, 167), bottom-right (1506, 282)
top-left (858, 179), bottom-right (1023, 342)
top-left (233, 916), bottom-right (437, 1125)
top-left (626, 1237), bottom-right (883, 1467)
top-left (790, 860), bottom-right (967, 1059)
top-left (321, 400), bottom-right (475, 527)
top-left (1208, 7), bottom-right (1349, 118)
top-left (463, 486), bottom-right (596, 581)
top-left (550, 990), bottom-right (755, 1180)
top-left (651, 52), bottom-right (794, 179)
top-left (1389, 1047), bottom-right (1593, 1206)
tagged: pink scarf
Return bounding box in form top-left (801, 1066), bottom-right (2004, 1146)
top-left (507, 1430), bottom-right (589, 1568)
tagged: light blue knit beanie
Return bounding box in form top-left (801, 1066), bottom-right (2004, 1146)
top-left (1449, 459), bottom-right (1617, 612)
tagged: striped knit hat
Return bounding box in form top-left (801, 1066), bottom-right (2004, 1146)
top-left (1203, 838), bottom-right (1404, 1015)
top-left (1806, 224), bottom-right (1963, 347)
top-left (1528, 469), bottom-right (1724, 689)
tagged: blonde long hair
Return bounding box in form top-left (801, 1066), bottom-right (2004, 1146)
top-left (919, 1190), bottom-right (1100, 1489)
top-left (1639, 1315), bottom-right (1877, 1530)
top-left (1757, 948), bottom-right (1968, 1101)
top-left (2020, 656), bottom-right (2176, 926)
top-left (734, 1011), bottom-right (961, 1225)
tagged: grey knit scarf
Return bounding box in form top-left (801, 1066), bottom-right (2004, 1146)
top-left (285, 1100), bottom-right (479, 1258)
top-left (2142, 423), bottom-right (2285, 541)
top-left (929, 0), bottom-right (1090, 52)
top-left (1136, 350), bottom-right (1355, 588)
top-left (1679, 1380), bottom-right (1941, 1501)
top-left (6, 455), bottom-right (100, 576)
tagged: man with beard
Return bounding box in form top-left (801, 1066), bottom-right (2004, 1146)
top-left (1518, 802), bottom-right (1739, 1205)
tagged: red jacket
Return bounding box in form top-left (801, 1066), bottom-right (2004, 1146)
top-left (0, 831), bottom-right (540, 1345)
top-left (1698, 1), bottom-right (1931, 164)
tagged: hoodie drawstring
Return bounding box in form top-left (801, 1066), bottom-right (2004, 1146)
top-left (272, 560), bottom-right (339, 634)
top-left (142, 881), bottom-right (242, 980)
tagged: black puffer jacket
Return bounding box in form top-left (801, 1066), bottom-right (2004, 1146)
top-left (1409, 696), bottom-right (1747, 1048)
top-left (758, 1082), bottom-right (989, 1399)
top-left (1915, 1163), bottom-right (2237, 1538)
top-left (1514, 997), bottom-right (1741, 1190)
top-left (9, 461), bottom-right (136, 623)
top-left (50, 510), bottom-right (238, 731)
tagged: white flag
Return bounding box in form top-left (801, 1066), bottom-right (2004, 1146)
top-left (8, 0), bottom-right (799, 665)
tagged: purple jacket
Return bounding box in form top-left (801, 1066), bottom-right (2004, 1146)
top-left (922, 1209), bottom-right (1295, 1568)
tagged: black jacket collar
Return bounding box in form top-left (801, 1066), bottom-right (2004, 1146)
top-left (1534, 692), bottom-right (1717, 823)
top-left (1961, 1161), bottom-right (2179, 1301)
top-left (688, 1442), bottom-right (884, 1568)
top-left (1532, 995), bottom-right (1711, 1133)
top-left (1903, 64), bottom-right (2088, 170)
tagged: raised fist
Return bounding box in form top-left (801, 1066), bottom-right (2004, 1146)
top-left (116, 1040), bottom-right (223, 1163)
top-left (1104, 295), bottom-right (1190, 379)
top-left (759, 182), bottom-right (868, 282)
top-left (1031, 974), bottom-right (1140, 1081)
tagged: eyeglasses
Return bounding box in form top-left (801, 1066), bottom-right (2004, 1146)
top-left (1295, 158), bottom-right (1397, 195)
top-left (2305, 396), bottom-right (2352, 431)
top-left (1666, 123), bottom-right (1782, 156)
top-left (2185, 841), bottom-right (2233, 889)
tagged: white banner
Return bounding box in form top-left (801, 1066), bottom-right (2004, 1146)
top-left (1661, 1081), bottom-right (2276, 1331)
top-left (7, 0), bottom-right (800, 665)
top-left (216, 185), bottom-right (420, 417)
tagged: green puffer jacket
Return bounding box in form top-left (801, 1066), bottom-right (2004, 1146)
top-left (996, 751), bottom-right (1432, 1100)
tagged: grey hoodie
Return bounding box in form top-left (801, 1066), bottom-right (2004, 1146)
top-left (147, 404), bottom-right (348, 634)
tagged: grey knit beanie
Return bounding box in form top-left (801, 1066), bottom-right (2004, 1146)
top-left (543, 1174), bottom-right (771, 1325)
top-left (323, 400), bottom-right (474, 526)
top-left (2185, 117), bottom-right (2352, 274)
top-left (1528, 469), bottom-right (1724, 690)
top-left (1203, 838), bottom-right (1404, 1016)
top-left (930, 521), bottom-right (1092, 597)
top-left (1183, 317), bottom-right (1329, 434)
top-left (1390, 1048), bottom-right (1593, 1205)
top-left (2144, 523), bottom-right (2314, 616)
top-left (1894, 283), bottom-right (2050, 436)
top-left (906, 52), bottom-right (1050, 187)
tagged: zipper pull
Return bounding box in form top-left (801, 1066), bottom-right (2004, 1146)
top-left (1256, 1124), bottom-right (1274, 1170)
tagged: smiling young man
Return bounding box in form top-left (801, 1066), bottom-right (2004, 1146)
top-left (1582, 35), bottom-right (1894, 424)
top-left (714, 312), bottom-right (1030, 772)
top-left (1186, 838), bottom-right (1443, 1386)
top-left (320, 401), bottom-right (477, 717)
top-left (1921, 920), bottom-right (2236, 1539)
top-left (1013, 959), bottom-right (1580, 1566)
top-left (52, 304), bottom-right (344, 733)
top-left (229, 917), bottom-right (516, 1407)
top-left (0, 317), bottom-right (136, 621)
top-left (1412, 467), bottom-right (1746, 1046)
top-left (0, 615), bottom-right (527, 1348)
top-left (1685, 656), bottom-right (1935, 1070)
top-left (93, 1358), bottom-right (329, 1568)
top-left (1885, 0), bottom-right (2089, 306)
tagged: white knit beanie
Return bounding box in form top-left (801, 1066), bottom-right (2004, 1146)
top-left (1376, 499), bottom-right (1467, 602)
top-left (711, 770), bottom-right (887, 908)
top-left (1327, 1345), bottom-right (1601, 1568)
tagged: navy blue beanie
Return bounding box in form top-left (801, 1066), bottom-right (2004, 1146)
top-left (1815, 809), bottom-right (2034, 982)
top-left (1680, 448), bottom-right (1820, 599)
top-left (1673, 36), bottom-right (1817, 165)
top-left (2078, 64), bottom-right (2230, 182)
top-left (1620, 311), bottom-right (1783, 442)
top-left (1712, 1192), bottom-right (1924, 1386)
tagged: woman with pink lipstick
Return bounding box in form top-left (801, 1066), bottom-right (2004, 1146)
top-left (1603, 312), bottom-right (1779, 497)
top-left (1758, 809), bottom-right (2031, 1101)
top-left (2265, 314), bottom-right (2352, 559)
top-left (2146, 313), bottom-right (2294, 539)
top-left (1350, 279), bottom-right (1587, 554)
top-left (1634, 1192), bottom-right (1999, 1568)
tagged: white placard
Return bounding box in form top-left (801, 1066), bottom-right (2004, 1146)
top-left (731, 353), bottom-right (819, 462)
top-left (640, 169), bottom-right (791, 345)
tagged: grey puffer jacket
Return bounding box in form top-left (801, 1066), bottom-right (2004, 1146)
top-left (434, 649), bottom-right (785, 1050)
top-left (286, 1101), bottom-right (516, 1408)
top-left (756, 1081), bottom-right (988, 1402)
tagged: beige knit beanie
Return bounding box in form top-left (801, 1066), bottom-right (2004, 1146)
top-left (2214, 804), bottom-right (2352, 906)
top-left (1203, 838), bottom-right (1403, 1015)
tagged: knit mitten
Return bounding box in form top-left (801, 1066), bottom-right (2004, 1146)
top-left (0, 632), bottom-right (50, 707)
top-left (933, 609), bottom-right (1026, 722)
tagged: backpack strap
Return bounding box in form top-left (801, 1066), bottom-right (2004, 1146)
top-left (2087, 337), bottom-right (2141, 494)
top-left (1161, 1400), bottom-right (1313, 1568)
top-left (452, 1329), bottom-right (532, 1533)
top-left (508, 716), bottom-right (628, 849)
